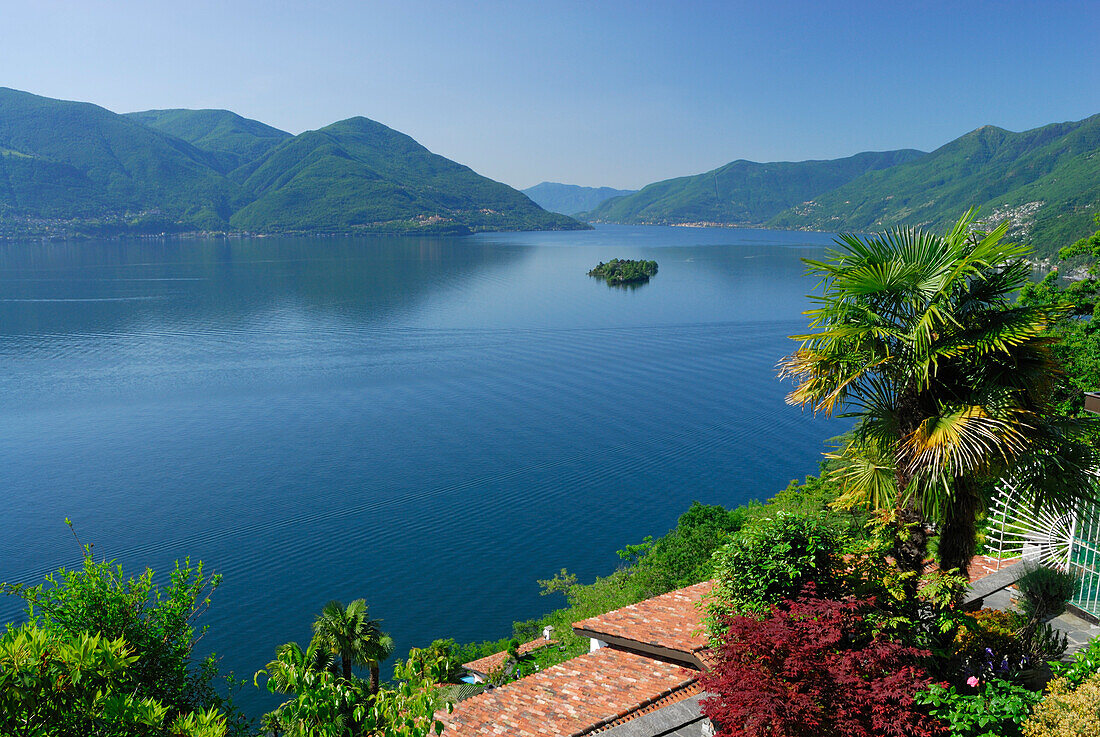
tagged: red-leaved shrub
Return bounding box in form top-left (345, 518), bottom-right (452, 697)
top-left (700, 591), bottom-right (947, 737)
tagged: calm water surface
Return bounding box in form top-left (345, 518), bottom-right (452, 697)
top-left (0, 225), bottom-right (847, 714)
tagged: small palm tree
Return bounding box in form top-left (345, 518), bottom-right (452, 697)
top-left (258, 638), bottom-right (333, 694)
top-left (362, 631), bottom-right (395, 695)
top-left (312, 599), bottom-right (393, 692)
top-left (780, 210), bottom-right (1099, 579)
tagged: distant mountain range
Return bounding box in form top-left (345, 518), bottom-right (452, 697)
top-left (585, 115), bottom-right (1100, 257)
top-left (521, 182), bottom-right (636, 215)
top-left (0, 88), bottom-right (583, 238)
top-left (4, 86), bottom-right (1098, 252)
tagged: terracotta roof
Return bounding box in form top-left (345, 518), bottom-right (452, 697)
top-left (439, 646), bottom-right (698, 737)
top-left (572, 581), bottom-right (712, 659)
top-left (462, 638), bottom-right (559, 675)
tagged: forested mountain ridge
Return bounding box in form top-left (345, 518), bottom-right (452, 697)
top-left (583, 149), bottom-right (925, 225)
top-left (584, 114), bottom-right (1100, 257)
top-left (228, 116), bottom-right (581, 233)
top-left (124, 108), bottom-right (293, 173)
top-left (768, 115), bottom-right (1100, 256)
top-left (0, 88), bottom-right (583, 238)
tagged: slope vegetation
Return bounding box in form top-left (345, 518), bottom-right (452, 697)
top-left (0, 87), bottom-right (238, 229)
top-left (125, 108), bottom-right (292, 173)
top-left (768, 116), bottom-right (1100, 256)
top-left (584, 150), bottom-right (924, 225)
top-left (0, 88), bottom-right (582, 237)
top-left (230, 117), bottom-right (580, 233)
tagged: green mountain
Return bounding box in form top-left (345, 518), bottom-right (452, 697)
top-left (228, 117), bottom-right (581, 233)
top-left (584, 150), bottom-right (925, 225)
top-left (0, 88), bottom-right (583, 238)
top-left (521, 182), bottom-right (636, 215)
top-left (768, 116), bottom-right (1100, 256)
top-left (124, 108), bottom-right (292, 173)
top-left (0, 87), bottom-right (239, 230)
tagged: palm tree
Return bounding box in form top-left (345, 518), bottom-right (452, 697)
top-left (257, 638), bottom-right (333, 694)
top-left (780, 210), bottom-right (1098, 579)
top-left (362, 631), bottom-right (395, 696)
top-left (312, 599), bottom-right (393, 692)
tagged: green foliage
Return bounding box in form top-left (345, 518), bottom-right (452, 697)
top-left (311, 599), bottom-right (394, 691)
top-left (781, 210), bottom-right (1100, 581)
top-left (359, 649), bottom-right (453, 737)
top-left (0, 620), bottom-right (227, 737)
top-left (1015, 563), bottom-right (1079, 624)
top-left (1, 531), bottom-right (246, 734)
top-left (1058, 214), bottom-right (1100, 262)
top-left (584, 149), bottom-right (923, 225)
top-left (917, 679), bottom-right (1042, 737)
top-left (708, 513), bottom-right (847, 622)
top-left (587, 258), bottom-right (658, 285)
top-left (1018, 217), bottom-right (1100, 416)
top-left (257, 646), bottom-right (451, 737)
top-left (1051, 634), bottom-right (1100, 688)
top-left (769, 116), bottom-right (1100, 258)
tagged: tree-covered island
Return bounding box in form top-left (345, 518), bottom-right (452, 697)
top-left (587, 258), bottom-right (658, 285)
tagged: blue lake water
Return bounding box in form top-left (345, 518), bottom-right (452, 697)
top-left (0, 224), bottom-right (847, 715)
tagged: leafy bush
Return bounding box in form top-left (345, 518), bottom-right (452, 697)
top-left (258, 645), bottom-right (451, 736)
top-left (1016, 563), bottom-right (1079, 624)
top-left (0, 621), bottom-right (227, 737)
top-left (701, 590), bottom-right (946, 737)
top-left (916, 679), bottom-right (1041, 737)
top-left (1, 534), bottom-right (246, 734)
top-left (1023, 672), bottom-right (1100, 737)
top-left (1050, 634), bottom-right (1100, 688)
top-left (709, 513), bottom-right (847, 623)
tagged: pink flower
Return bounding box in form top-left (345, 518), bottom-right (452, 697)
top-left (966, 676), bottom-right (980, 688)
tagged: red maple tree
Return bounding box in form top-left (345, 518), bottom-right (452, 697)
top-left (700, 591), bottom-right (947, 737)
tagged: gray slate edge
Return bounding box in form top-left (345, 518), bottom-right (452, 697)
top-left (964, 561), bottom-right (1025, 607)
top-left (597, 694), bottom-right (715, 737)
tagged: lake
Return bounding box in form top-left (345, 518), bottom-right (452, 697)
top-left (0, 224), bottom-right (847, 715)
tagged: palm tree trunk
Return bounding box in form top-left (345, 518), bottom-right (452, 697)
top-left (937, 479), bottom-right (980, 580)
top-left (342, 654), bottom-right (352, 681)
top-left (370, 662), bottom-right (380, 694)
top-left (891, 504), bottom-right (932, 601)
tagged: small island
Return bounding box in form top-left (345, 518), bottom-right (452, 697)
top-left (588, 258), bottom-right (658, 285)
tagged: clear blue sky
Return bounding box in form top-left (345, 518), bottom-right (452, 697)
top-left (3, 1), bottom-right (1098, 189)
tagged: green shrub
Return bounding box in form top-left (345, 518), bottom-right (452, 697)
top-left (1016, 563), bottom-right (1079, 624)
top-left (916, 678), bottom-right (1042, 737)
top-left (0, 621), bottom-right (227, 737)
top-left (709, 513), bottom-right (847, 625)
top-left (1051, 634), bottom-right (1100, 688)
top-left (1, 533), bottom-right (246, 734)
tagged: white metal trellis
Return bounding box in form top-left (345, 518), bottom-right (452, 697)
top-left (986, 471), bottom-right (1100, 619)
top-left (988, 476), bottom-right (1078, 571)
